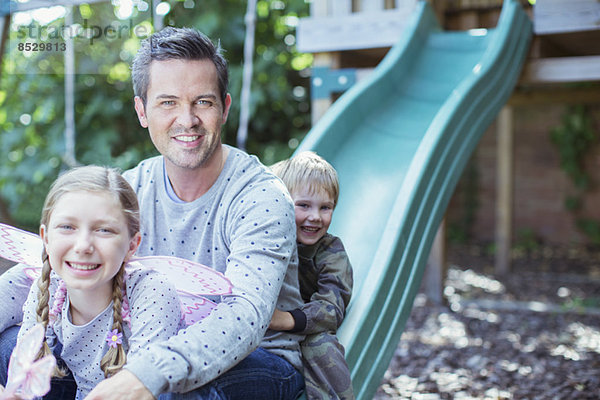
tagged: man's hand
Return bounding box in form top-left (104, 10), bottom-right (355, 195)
top-left (84, 370), bottom-right (154, 400)
top-left (269, 309), bottom-right (295, 331)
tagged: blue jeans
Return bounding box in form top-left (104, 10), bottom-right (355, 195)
top-left (159, 348), bottom-right (304, 400)
top-left (0, 325), bottom-right (77, 400)
top-left (1, 326), bottom-right (303, 400)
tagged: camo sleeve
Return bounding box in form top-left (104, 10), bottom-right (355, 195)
top-left (296, 235), bottom-right (353, 335)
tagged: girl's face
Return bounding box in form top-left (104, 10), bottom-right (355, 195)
top-left (292, 187), bottom-right (334, 246)
top-left (40, 190), bottom-right (140, 299)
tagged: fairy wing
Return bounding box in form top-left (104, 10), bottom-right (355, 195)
top-left (0, 223), bottom-right (233, 325)
top-left (129, 256), bottom-right (233, 325)
top-left (0, 223), bottom-right (232, 296)
top-left (4, 324), bottom-right (56, 400)
top-left (0, 223), bottom-right (43, 269)
top-left (130, 256), bottom-right (233, 296)
top-left (178, 292), bottom-right (219, 325)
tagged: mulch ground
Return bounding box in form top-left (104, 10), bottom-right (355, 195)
top-left (375, 243), bottom-right (600, 400)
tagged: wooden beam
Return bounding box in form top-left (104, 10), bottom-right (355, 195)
top-left (495, 106), bottom-right (514, 276)
top-left (509, 85), bottom-right (600, 106)
top-left (534, 0), bottom-right (600, 35)
top-left (297, 5), bottom-right (416, 53)
top-left (310, 53), bottom-right (341, 124)
top-left (425, 218), bottom-right (447, 305)
top-left (4, 0), bottom-right (107, 14)
top-left (359, 0), bottom-right (385, 12)
top-left (520, 56), bottom-right (600, 84)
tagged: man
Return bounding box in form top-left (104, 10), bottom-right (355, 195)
top-left (0, 27), bottom-right (305, 400)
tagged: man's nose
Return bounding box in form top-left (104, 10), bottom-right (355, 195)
top-left (176, 105), bottom-right (200, 128)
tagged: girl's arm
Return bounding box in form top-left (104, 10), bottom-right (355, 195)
top-left (0, 264), bottom-right (33, 332)
top-left (18, 275), bottom-right (42, 339)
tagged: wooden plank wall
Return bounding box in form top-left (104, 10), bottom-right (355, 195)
top-left (297, 0), bottom-right (417, 53)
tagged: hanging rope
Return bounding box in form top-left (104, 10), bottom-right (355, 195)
top-left (236, 0), bottom-right (257, 151)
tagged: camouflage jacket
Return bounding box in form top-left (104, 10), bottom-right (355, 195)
top-left (292, 234), bottom-right (353, 335)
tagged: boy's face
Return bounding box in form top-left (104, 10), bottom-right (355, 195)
top-left (292, 187), bottom-right (334, 246)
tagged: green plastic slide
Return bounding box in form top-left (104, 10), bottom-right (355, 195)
top-left (294, 1), bottom-right (532, 398)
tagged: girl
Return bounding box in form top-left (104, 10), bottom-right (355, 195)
top-left (18, 166), bottom-right (183, 400)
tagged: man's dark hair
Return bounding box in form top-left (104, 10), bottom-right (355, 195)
top-left (132, 27), bottom-right (229, 106)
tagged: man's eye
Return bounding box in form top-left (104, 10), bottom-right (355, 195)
top-left (161, 100), bottom-right (175, 106)
top-left (196, 99), bottom-right (212, 107)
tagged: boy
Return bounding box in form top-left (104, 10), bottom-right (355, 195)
top-left (269, 151), bottom-right (355, 400)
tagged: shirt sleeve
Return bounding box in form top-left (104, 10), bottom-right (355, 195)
top-left (124, 181), bottom-right (298, 396)
top-left (0, 264), bottom-right (33, 332)
top-left (18, 276), bottom-right (41, 340)
top-left (124, 266), bottom-right (183, 366)
top-left (299, 236), bottom-right (353, 335)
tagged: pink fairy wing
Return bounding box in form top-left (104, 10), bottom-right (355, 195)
top-left (0, 223), bottom-right (233, 324)
top-left (4, 324), bottom-right (55, 400)
top-left (178, 292), bottom-right (219, 325)
top-left (0, 223), bottom-right (43, 269)
top-left (131, 256), bottom-right (233, 296)
top-left (130, 257), bottom-right (232, 325)
top-left (13, 355), bottom-right (55, 400)
top-left (8, 325), bottom-right (45, 373)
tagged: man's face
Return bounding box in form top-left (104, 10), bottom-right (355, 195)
top-left (134, 59), bottom-right (231, 171)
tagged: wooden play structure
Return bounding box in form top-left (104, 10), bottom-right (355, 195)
top-left (295, 0), bottom-right (599, 398)
top-left (297, 0), bottom-right (600, 291)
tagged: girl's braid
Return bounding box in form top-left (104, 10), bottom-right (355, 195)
top-left (100, 265), bottom-right (127, 377)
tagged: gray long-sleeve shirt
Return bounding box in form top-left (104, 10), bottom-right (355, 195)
top-left (120, 146), bottom-right (304, 396)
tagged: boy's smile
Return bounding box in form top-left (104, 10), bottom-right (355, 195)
top-left (292, 187), bottom-right (335, 246)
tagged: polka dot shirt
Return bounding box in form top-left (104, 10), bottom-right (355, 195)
top-left (121, 146), bottom-right (305, 396)
top-left (20, 264), bottom-right (183, 400)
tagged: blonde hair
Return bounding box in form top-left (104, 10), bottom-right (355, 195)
top-left (37, 165), bottom-right (140, 377)
top-left (271, 151), bottom-right (339, 206)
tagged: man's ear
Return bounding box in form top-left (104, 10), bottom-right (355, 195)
top-left (221, 93), bottom-right (232, 125)
top-left (134, 96), bottom-right (148, 128)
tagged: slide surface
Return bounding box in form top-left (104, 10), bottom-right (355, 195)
top-left (295, 1), bottom-right (532, 398)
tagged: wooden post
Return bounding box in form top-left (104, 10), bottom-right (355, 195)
top-left (495, 106), bottom-right (514, 275)
top-left (311, 52), bottom-right (341, 123)
top-left (425, 218), bottom-right (447, 305)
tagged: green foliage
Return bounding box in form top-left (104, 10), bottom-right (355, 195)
top-left (549, 105), bottom-right (600, 243)
top-left (0, 0), bottom-right (310, 228)
top-left (514, 228), bottom-right (541, 253)
top-left (575, 219), bottom-right (600, 245)
top-left (550, 105), bottom-right (596, 190)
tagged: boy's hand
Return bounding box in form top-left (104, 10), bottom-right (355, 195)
top-left (269, 309), bottom-right (295, 331)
